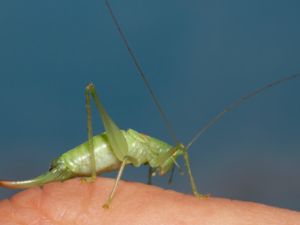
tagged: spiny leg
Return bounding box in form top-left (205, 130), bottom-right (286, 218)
top-left (85, 86), bottom-right (97, 180)
top-left (86, 83), bottom-right (130, 206)
top-left (103, 157), bottom-right (128, 208)
top-left (168, 166), bottom-right (175, 184)
top-left (85, 83), bottom-right (128, 161)
top-left (147, 166), bottom-right (153, 185)
top-left (183, 152), bottom-right (206, 198)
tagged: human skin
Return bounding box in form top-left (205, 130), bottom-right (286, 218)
top-left (0, 178), bottom-right (299, 225)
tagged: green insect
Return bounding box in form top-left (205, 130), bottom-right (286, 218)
top-left (0, 0), bottom-right (299, 208)
top-left (0, 82), bottom-right (195, 208)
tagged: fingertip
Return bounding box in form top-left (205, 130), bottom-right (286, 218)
top-left (1, 178), bottom-right (300, 225)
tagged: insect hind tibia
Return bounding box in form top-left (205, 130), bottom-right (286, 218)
top-left (85, 83), bottom-right (97, 179)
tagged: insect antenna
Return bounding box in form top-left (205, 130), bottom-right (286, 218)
top-left (104, 0), bottom-right (179, 145)
top-left (186, 73), bottom-right (300, 151)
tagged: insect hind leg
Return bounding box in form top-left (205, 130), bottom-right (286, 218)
top-left (84, 82), bottom-right (130, 180)
top-left (103, 157), bottom-right (128, 208)
top-left (147, 166), bottom-right (153, 185)
top-left (84, 84), bottom-right (97, 180)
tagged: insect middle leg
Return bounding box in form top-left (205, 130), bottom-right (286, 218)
top-left (147, 166), bottom-right (153, 185)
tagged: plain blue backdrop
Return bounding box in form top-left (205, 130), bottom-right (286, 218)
top-left (0, 0), bottom-right (299, 211)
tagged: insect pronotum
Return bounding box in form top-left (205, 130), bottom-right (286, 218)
top-left (0, 0), bottom-right (299, 208)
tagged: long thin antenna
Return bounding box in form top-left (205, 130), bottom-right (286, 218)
top-left (186, 73), bottom-right (300, 150)
top-left (104, 0), bottom-right (179, 144)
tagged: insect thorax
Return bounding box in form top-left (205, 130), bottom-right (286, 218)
top-left (124, 129), bottom-right (184, 174)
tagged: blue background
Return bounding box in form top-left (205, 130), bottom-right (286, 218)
top-left (0, 0), bottom-right (299, 211)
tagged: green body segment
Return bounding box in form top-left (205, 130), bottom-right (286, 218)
top-left (62, 128), bottom-right (174, 175)
top-left (0, 129), bottom-right (181, 189)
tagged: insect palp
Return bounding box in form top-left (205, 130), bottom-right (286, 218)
top-left (171, 158), bottom-right (184, 175)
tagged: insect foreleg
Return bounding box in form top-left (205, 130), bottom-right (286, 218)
top-left (183, 151), bottom-right (205, 198)
top-left (168, 166), bottom-right (175, 184)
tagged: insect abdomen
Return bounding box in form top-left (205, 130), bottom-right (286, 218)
top-left (61, 134), bottom-right (121, 176)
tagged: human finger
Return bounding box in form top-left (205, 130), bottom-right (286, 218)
top-left (0, 177), bottom-right (299, 225)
